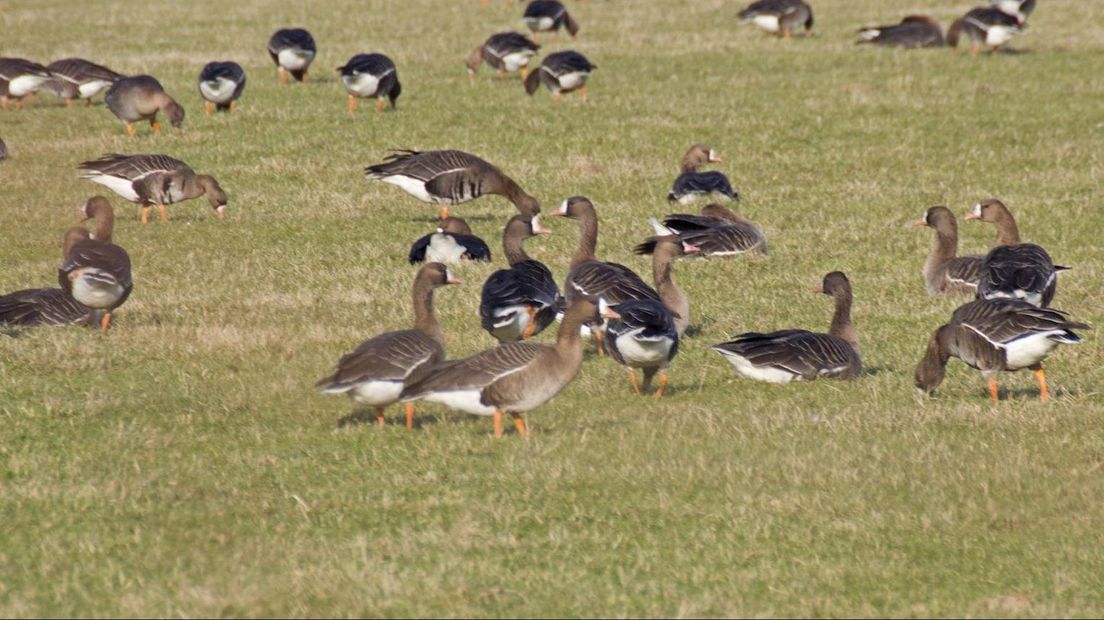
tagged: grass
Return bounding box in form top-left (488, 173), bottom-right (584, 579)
top-left (2, 0), bottom-right (1103, 616)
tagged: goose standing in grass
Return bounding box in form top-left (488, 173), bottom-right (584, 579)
top-left (365, 149), bottom-right (541, 220)
top-left (713, 272), bottom-right (861, 383)
top-left (58, 198), bottom-right (132, 331)
top-left (522, 0), bottom-right (579, 42)
top-left (915, 298), bottom-right (1087, 402)
top-left (948, 6), bottom-right (1024, 55)
top-left (0, 58), bottom-right (52, 110)
top-left (632, 234), bottom-right (700, 337)
top-left (43, 58), bottom-right (122, 107)
top-left (965, 199), bottom-right (1062, 307)
top-left (268, 28), bottom-right (316, 83)
top-left (0, 228), bottom-right (102, 328)
top-left (105, 75), bottom-right (185, 136)
top-left (318, 263), bottom-right (462, 429)
top-left (466, 32), bottom-right (540, 82)
top-left (856, 16), bottom-right (945, 48)
top-left (338, 53), bottom-right (401, 114)
top-left (656, 204), bottom-right (766, 257)
top-left (400, 295), bottom-right (611, 438)
top-left (479, 214), bottom-right (560, 342)
top-left (78, 153), bottom-right (228, 223)
top-left (914, 206), bottom-right (982, 296)
top-left (668, 145), bottom-right (738, 204)
top-left (603, 298), bottom-right (680, 398)
top-left (525, 51), bottom-right (595, 102)
top-left (408, 217), bottom-right (492, 264)
top-left (737, 0), bottom-right (814, 39)
top-left (198, 61), bottom-right (245, 114)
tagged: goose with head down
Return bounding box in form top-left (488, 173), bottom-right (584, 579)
top-left (479, 214), bottom-right (560, 342)
top-left (58, 197), bottom-right (133, 331)
top-left (408, 217), bottom-right (491, 264)
top-left (914, 206), bottom-right (983, 297)
top-left (668, 145), bottom-right (738, 204)
top-left (466, 32), bottom-right (540, 82)
top-left (965, 199), bottom-right (1064, 307)
top-left (78, 153), bottom-right (228, 224)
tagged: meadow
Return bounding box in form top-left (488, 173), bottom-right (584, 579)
top-left (2, 0), bottom-right (1103, 616)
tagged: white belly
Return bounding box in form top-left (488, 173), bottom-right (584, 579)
top-left (425, 234), bottom-right (467, 263)
top-left (78, 80), bottom-right (113, 99)
top-left (423, 389), bottom-right (497, 416)
top-left (1002, 332), bottom-right (1061, 370)
top-left (986, 26), bottom-right (1017, 46)
top-left (349, 380), bottom-right (404, 406)
top-left (502, 51), bottom-right (534, 72)
top-left (382, 175), bottom-right (434, 203)
top-left (557, 72), bottom-right (588, 90)
top-left (277, 48), bottom-right (313, 71)
top-left (200, 77), bottom-right (238, 103)
top-left (71, 271), bottom-right (125, 309)
top-left (8, 74), bottom-right (49, 97)
top-left (342, 72), bottom-right (381, 97)
top-left (715, 349), bottom-right (797, 384)
top-left (87, 174), bottom-right (141, 203)
top-left (615, 330), bottom-right (674, 368)
top-left (753, 15), bottom-right (781, 32)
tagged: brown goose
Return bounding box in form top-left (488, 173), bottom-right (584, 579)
top-left (43, 58), bottom-right (122, 107)
top-left (632, 234), bottom-right (700, 337)
top-left (0, 58), bottom-right (51, 110)
top-left (105, 75), bottom-right (184, 137)
top-left (317, 263), bottom-right (462, 429)
top-left (78, 153), bottom-right (228, 223)
top-left (400, 295), bottom-right (612, 438)
top-left (58, 197), bottom-right (133, 331)
top-left (655, 204), bottom-right (766, 257)
top-left (713, 272), bottom-right (862, 383)
top-left (914, 206), bottom-right (983, 296)
top-left (915, 298), bottom-right (1087, 402)
top-left (479, 214), bottom-right (560, 342)
top-left (0, 228), bottom-right (102, 328)
top-left (365, 149), bottom-right (540, 220)
top-left (965, 199), bottom-right (1063, 307)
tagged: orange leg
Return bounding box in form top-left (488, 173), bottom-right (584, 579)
top-left (521, 306), bottom-right (538, 339)
top-left (1034, 368), bottom-right (1049, 402)
top-left (626, 370), bottom-right (641, 395)
top-left (140, 205), bottom-right (150, 224)
top-left (405, 402), bottom-right (415, 430)
top-left (158, 205), bottom-right (169, 222)
top-left (653, 372), bottom-right (669, 399)
top-left (126, 123), bottom-right (135, 137)
top-left (100, 312), bottom-right (112, 332)
top-left (347, 94), bottom-right (357, 115)
top-left (512, 413), bottom-right (528, 438)
top-left (987, 378), bottom-right (1000, 402)
top-left (438, 205), bottom-right (449, 220)
top-left (150, 119), bottom-right (162, 133)
top-left (376, 406), bottom-right (386, 427)
top-left (493, 410), bottom-right (503, 438)
top-left (376, 97), bottom-right (386, 112)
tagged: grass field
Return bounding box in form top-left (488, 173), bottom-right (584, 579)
top-left (2, 0), bottom-right (1104, 616)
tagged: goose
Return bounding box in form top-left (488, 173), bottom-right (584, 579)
top-left (656, 204), bottom-right (767, 257)
top-left (479, 214), bottom-right (560, 342)
top-left (524, 51), bottom-right (595, 102)
top-left (713, 271), bottom-right (862, 383)
top-left (0, 57), bottom-right (52, 110)
top-left (522, 0), bottom-right (579, 42)
top-left (948, 7), bottom-right (1023, 55)
top-left (466, 32), bottom-right (540, 82)
top-left (105, 75), bottom-right (185, 136)
top-left (668, 145), bottom-right (738, 204)
top-left (632, 233), bottom-right (701, 337)
top-left (738, 0), bottom-right (814, 39)
top-left (602, 298), bottom-right (680, 398)
top-left (58, 197), bottom-right (133, 331)
top-left (268, 28), bottom-right (316, 83)
top-left (408, 216), bottom-right (492, 264)
top-left (0, 287), bottom-right (101, 328)
top-left (914, 206), bottom-right (983, 296)
top-left (338, 53), bottom-right (401, 114)
top-left (857, 15), bottom-right (945, 48)
top-left (78, 153), bottom-right (228, 223)
top-left (43, 58), bottom-right (122, 107)
top-left (915, 298), bottom-right (1087, 402)
top-left (400, 295), bottom-right (612, 438)
top-left (318, 263), bottom-right (462, 429)
top-left (990, 0), bottom-right (1035, 23)
top-left (198, 61), bottom-right (246, 114)
top-left (965, 199), bottom-right (1062, 307)
top-left (365, 149), bottom-right (541, 220)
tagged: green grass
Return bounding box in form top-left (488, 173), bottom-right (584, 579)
top-left (2, 0), bottom-right (1104, 616)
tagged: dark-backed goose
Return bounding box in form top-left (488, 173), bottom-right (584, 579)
top-left (318, 263), bottom-right (462, 429)
top-left (105, 75), bottom-right (184, 136)
top-left (198, 61), bottom-right (245, 114)
top-left (524, 51), bottom-right (595, 102)
top-left (338, 53), bottom-right (401, 114)
top-left (58, 199), bottom-right (133, 331)
top-left (408, 217), bottom-right (492, 264)
top-left (965, 199), bottom-right (1062, 307)
top-left (603, 298), bottom-right (679, 398)
top-left (268, 28), bottom-right (316, 83)
top-left (738, 0), bottom-right (814, 39)
top-left (479, 214), bottom-right (560, 342)
top-left (915, 206), bottom-right (983, 296)
top-left (365, 149), bottom-right (540, 220)
top-left (79, 153), bottom-right (228, 223)
top-left (915, 298), bottom-right (1087, 402)
top-left (713, 272), bottom-right (862, 383)
top-left (857, 15), bottom-right (945, 48)
top-left (522, 1), bottom-right (579, 42)
top-left (467, 32), bottom-right (540, 82)
top-left (657, 204), bottom-right (767, 257)
top-left (400, 295), bottom-right (611, 438)
top-left (632, 234), bottom-right (700, 337)
top-left (948, 7), bottom-right (1024, 54)
top-left (668, 145), bottom-right (738, 204)
top-left (0, 58), bottom-right (52, 110)
top-left (43, 58), bottom-right (121, 107)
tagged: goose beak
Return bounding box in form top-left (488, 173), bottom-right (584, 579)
top-left (911, 219), bottom-right (927, 227)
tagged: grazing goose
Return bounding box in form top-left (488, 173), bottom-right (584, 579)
top-left (915, 298), bottom-right (1087, 402)
top-left (914, 206), bottom-right (983, 296)
top-left (338, 53), bottom-right (401, 114)
top-left (408, 217), bottom-right (492, 264)
top-left (318, 263), bottom-right (461, 428)
top-left (0, 58), bottom-right (52, 110)
top-left (268, 28), bottom-right (316, 83)
top-left (668, 145), bottom-right (738, 204)
top-left (0, 286), bottom-right (101, 329)
top-left (43, 58), bottom-right (122, 107)
top-left (713, 272), bottom-right (862, 383)
top-left (603, 298), bottom-right (680, 398)
top-left (466, 32), bottom-right (540, 82)
top-left (632, 234), bottom-right (701, 337)
top-left (965, 199), bottom-right (1062, 307)
top-left (738, 0), bottom-right (814, 39)
top-left (522, 0), bottom-right (579, 42)
top-left (857, 15), bottom-right (945, 48)
top-left (400, 295), bottom-right (611, 438)
top-left (657, 204), bottom-right (767, 257)
top-left (524, 50), bottom-right (595, 102)
top-left (991, 0), bottom-right (1035, 23)
top-left (105, 75), bottom-right (184, 136)
top-left (58, 199), bottom-right (132, 331)
top-left (479, 214), bottom-right (560, 342)
top-left (948, 7), bottom-right (1024, 54)
top-left (78, 153), bottom-right (228, 223)
top-left (198, 61), bottom-right (246, 114)
top-left (365, 149), bottom-right (540, 220)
